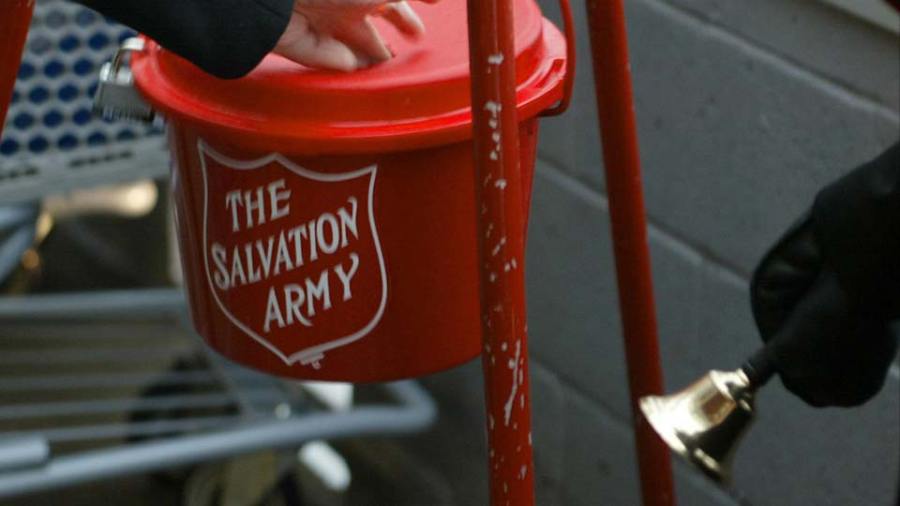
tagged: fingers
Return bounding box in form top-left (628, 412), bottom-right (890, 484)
top-left (283, 37), bottom-right (362, 72)
top-left (275, 13), bottom-right (368, 71)
top-left (378, 1), bottom-right (425, 39)
top-left (337, 17), bottom-right (393, 63)
top-left (278, 0), bottom-right (440, 71)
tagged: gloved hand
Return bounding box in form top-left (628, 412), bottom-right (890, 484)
top-left (274, 0), bottom-right (439, 72)
top-left (751, 143), bottom-right (900, 407)
top-left (751, 215), bottom-right (897, 407)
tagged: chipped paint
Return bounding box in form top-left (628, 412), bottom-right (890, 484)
top-left (484, 101), bottom-right (504, 162)
top-left (491, 237), bottom-right (508, 257)
top-left (503, 340), bottom-right (521, 426)
top-left (469, 5), bottom-right (536, 503)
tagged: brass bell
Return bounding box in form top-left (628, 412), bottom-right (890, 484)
top-left (639, 348), bottom-right (775, 483)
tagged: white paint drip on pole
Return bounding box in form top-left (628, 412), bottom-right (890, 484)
top-left (503, 340), bottom-right (522, 426)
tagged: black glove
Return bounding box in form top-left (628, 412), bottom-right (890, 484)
top-left (751, 142), bottom-right (900, 407)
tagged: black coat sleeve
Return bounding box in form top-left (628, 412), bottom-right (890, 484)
top-left (812, 141), bottom-right (900, 318)
top-left (77, 0), bottom-right (294, 79)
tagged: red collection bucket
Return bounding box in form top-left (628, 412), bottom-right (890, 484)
top-left (131, 0), bottom-right (570, 381)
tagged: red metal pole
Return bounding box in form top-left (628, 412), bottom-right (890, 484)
top-left (585, 1), bottom-right (676, 505)
top-left (466, 1), bottom-right (535, 505)
top-left (1, 0), bottom-right (34, 139)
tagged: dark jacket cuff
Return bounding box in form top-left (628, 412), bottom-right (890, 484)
top-left (79, 0), bottom-right (294, 79)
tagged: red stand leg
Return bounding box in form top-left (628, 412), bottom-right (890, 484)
top-left (467, 1), bottom-right (536, 505)
top-left (1, 1), bottom-right (34, 139)
top-left (586, 1), bottom-right (676, 505)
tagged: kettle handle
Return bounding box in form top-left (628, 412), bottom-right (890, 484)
top-left (109, 37), bottom-right (147, 74)
top-left (540, 0), bottom-right (575, 117)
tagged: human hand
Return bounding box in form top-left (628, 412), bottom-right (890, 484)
top-left (751, 214), bottom-right (897, 407)
top-left (273, 0), bottom-right (439, 72)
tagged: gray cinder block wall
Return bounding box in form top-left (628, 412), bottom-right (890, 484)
top-left (405, 1), bottom-right (900, 505)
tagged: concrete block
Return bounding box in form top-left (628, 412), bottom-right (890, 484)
top-left (732, 381), bottom-right (899, 505)
top-left (525, 159), bottom-right (630, 418)
top-left (560, 387), bottom-right (643, 506)
top-left (561, 387), bottom-right (739, 506)
top-left (531, 360), bottom-right (568, 506)
top-left (526, 158), bottom-right (710, 418)
top-left (693, 262), bottom-right (759, 373)
top-left (673, 462), bottom-right (741, 506)
top-left (570, 0), bottom-right (899, 275)
top-left (535, 0), bottom-right (603, 187)
top-left (648, 229), bottom-right (705, 390)
top-left (658, 0), bottom-right (900, 109)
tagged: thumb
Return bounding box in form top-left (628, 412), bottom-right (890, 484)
top-left (751, 213), bottom-right (822, 341)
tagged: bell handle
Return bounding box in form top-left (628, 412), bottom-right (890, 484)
top-left (741, 345), bottom-right (776, 388)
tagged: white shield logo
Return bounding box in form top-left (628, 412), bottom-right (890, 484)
top-left (198, 140), bottom-right (388, 368)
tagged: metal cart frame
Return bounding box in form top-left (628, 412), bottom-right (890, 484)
top-left (0, 289), bottom-right (436, 499)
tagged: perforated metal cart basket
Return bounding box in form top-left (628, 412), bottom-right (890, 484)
top-left (0, 1), bottom-right (436, 500)
top-left (0, 0), bottom-right (167, 204)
